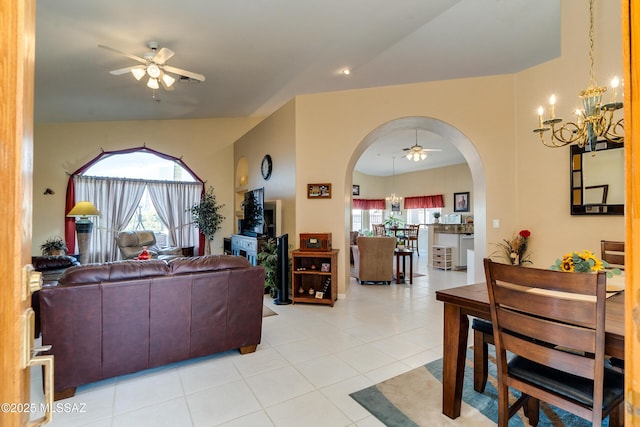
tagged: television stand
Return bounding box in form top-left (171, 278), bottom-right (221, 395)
top-left (231, 234), bottom-right (265, 266)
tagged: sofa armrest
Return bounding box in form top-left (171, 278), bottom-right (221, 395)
top-left (157, 246), bottom-right (182, 256)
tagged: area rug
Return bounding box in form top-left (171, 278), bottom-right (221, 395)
top-left (262, 305), bottom-right (277, 317)
top-left (350, 348), bottom-right (608, 426)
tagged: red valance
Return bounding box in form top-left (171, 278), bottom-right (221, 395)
top-left (353, 198), bottom-right (386, 210)
top-left (404, 194), bottom-right (444, 209)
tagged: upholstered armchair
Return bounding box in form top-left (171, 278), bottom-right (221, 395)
top-left (352, 236), bottom-right (396, 284)
top-left (115, 230), bottom-right (183, 260)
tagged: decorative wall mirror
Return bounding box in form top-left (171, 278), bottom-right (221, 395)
top-left (570, 140), bottom-right (624, 215)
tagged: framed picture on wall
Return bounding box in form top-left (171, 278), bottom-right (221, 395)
top-left (454, 192), bottom-right (470, 212)
top-left (352, 185), bottom-right (360, 196)
top-left (307, 183), bottom-right (332, 198)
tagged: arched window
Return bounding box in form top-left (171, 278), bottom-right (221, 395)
top-left (65, 147), bottom-right (204, 262)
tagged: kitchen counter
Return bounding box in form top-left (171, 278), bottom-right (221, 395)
top-left (431, 224), bottom-right (474, 234)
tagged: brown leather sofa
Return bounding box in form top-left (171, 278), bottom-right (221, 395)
top-left (352, 236), bottom-right (396, 284)
top-left (39, 255), bottom-right (265, 399)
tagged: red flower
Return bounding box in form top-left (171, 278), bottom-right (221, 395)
top-left (519, 230), bottom-right (531, 239)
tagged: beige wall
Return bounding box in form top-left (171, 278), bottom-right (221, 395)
top-left (33, 117), bottom-right (262, 255)
top-left (233, 99), bottom-right (297, 240)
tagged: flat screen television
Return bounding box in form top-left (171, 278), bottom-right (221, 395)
top-left (242, 187), bottom-right (264, 236)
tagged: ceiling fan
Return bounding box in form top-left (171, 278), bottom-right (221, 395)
top-left (98, 41), bottom-right (206, 90)
top-left (402, 129), bottom-right (442, 161)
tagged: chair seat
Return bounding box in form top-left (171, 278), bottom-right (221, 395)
top-left (508, 356), bottom-right (624, 409)
top-left (472, 318), bottom-right (493, 335)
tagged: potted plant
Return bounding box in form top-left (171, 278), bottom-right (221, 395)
top-left (40, 236), bottom-right (68, 256)
top-left (433, 212), bottom-right (441, 223)
top-left (383, 214), bottom-right (404, 229)
top-left (257, 238), bottom-right (278, 298)
top-left (190, 186), bottom-right (226, 255)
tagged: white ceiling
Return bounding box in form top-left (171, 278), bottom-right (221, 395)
top-left (34, 0), bottom-right (560, 175)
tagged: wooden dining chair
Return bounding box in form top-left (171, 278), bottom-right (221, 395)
top-left (372, 224), bottom-right (386, 236)
top-left (483, 258), bottom-right (624, 427)
top-left (406, 224), bottom-right (420, 255)
top-left (601, 240), bottom-right (625, 270)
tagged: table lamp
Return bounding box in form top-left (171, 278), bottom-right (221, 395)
top-left (67, 201), bottom-right (100, 264)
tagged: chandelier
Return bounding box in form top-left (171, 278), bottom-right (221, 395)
top-left (386, 157), bottom-right (402, 211)
top-left (533, 0), bottom-right (624, 151)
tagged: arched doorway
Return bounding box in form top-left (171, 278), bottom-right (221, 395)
top-left (346, 116), bottom-right (487, 283)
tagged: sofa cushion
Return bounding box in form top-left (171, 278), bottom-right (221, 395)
top-left (168, 255), bottom-right (251, 275)
top-left (58, 260), bottom-right (170, 285)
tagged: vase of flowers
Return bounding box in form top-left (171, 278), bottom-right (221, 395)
top-left (493, 229), bottom-right (531, 266)
top-left (550, 250), bottom-right (622, 278)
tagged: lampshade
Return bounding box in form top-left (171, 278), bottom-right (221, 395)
top-left (131, 68), bottom-right (146, 80)
top-left (67, 201), bottom-right (100, 219)
top-left (161, 73), bottom-right (175, 88)
top-left (147, 77), bottom-right (160, 89)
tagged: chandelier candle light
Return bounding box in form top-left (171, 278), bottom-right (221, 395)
top-left (386, 156), bottom-right (402, 211)
top-left (533, 0), bottom-right (624, 151)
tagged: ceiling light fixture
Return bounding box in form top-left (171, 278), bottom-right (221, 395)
top-left (131, 67), bottom-right (146, 80)
top-left (386, 156), bottom-right (402, 211)
top-left (405, 129), bottom-right (428, 161)
top-left (161, 73), bottom-right (175, 88)
top-left (146, 63), bottom-right (161, 79)
top-left (147, 77), bottom-right (160, 90)
top-left (342, 68), bottom-right (351, 76)
top-left (533, 0), bottom-right (624, 151)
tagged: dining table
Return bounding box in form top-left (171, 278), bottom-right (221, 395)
top-left (435, 282), bottom-right (625, 419)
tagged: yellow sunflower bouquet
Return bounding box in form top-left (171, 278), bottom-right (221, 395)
top-left (550, 250), bottom-right (621, 278)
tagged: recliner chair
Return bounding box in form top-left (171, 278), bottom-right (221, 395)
top-left (115, 230), bottom-right (183, 260)
top-left (351, 236), bottom-right (396, 284)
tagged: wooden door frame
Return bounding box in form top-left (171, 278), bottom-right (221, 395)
top-left (0, 0), bottom-right (35, 426)
top-left (624, 0), bottom-right (640, 424)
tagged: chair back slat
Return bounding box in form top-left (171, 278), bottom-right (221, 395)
top-left (493, 284), bottom-right (598, 329)
top-left (496, 308), bottom-right (597, 354)
top-left (601, 240), bottom-right (625, 270)
top-left (501, 334), bottom-right (596, 379)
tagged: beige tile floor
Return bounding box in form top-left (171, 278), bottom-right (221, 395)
top-left (30, 252), bottom-right (473, 426)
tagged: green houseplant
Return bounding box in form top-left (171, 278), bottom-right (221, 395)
top-left (383, 214), bottom-right (404, 229)
top-left (40, 236), bottom-right (68, 256)
top-left (433, 212), bottom-right (441, 223)
top-left (257, 238), bottom-right (279, 297)
top-left (190, 186), bottom-right (226, 255)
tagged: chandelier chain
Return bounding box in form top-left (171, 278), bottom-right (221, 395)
top-left (588, 0), bottom-right (596, 86)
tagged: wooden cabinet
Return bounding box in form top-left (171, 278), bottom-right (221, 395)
top-left (432, 245), bottom-right (452, 270)
top-left (291, 249), bottom-right (338, 306)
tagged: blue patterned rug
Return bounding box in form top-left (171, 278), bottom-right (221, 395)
top-left (350, 348), bottom-right (609, 426)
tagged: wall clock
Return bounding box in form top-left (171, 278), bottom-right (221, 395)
top-left (261, 154), bottom-right (273, 180)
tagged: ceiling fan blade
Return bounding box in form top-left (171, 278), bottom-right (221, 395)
top-left (109, 65), bottom-right (145, 75)
top-left (98, 44), bottom-right (147, 64)
top-left (423, 148), bottom-right (442, 152)
top-left (163, 65), bottom-right (206, 82)
top-left (152, 47), bottom-right (175, 65)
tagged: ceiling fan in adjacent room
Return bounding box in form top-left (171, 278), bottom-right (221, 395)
top-left (402, 129), bottom-right (442, 161)
top-left (98, 41), bottom-right (206, 90)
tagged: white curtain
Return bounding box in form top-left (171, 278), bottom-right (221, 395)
top-left (74, 176), bottom-right (146, 262)
top-left (147, 180), bottom-right (202, 253)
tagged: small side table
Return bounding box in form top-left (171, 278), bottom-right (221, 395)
top-left (394, 249), bottom-right (414, 284)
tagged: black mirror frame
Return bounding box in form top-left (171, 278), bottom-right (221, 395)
top-left (570, 140), bottom-right (624, 215)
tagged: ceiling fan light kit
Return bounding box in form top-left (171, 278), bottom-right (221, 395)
top-left (100, 41), bottom-right (206, 93)
top-left (403, 129), bottom-right (441, 162)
